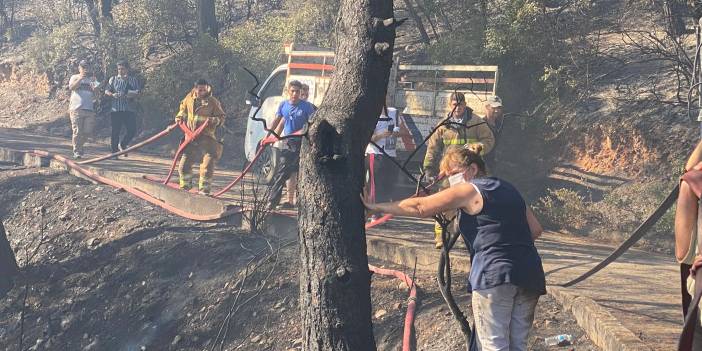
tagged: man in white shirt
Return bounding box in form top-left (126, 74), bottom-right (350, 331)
top-left (67, 60), bottom-right (98, 159)
top-left (365, 106), bottom-right (402, 211)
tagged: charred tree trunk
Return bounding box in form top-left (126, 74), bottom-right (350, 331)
top-left (297, 0), bottom-right (398, 350)
top-left (100, 0), bottom-right (112, 19)
top-left (436, 3), bottom-right (452, 32)
top-left (401, 0), bottom-right (430, 44)
top-left (84, 0), bottom-right (111, 36)
top-left (198, 0), bottom-right (219, 39)
top-left (663, 0), bottom-right (686, 37)
top-left (0, 220), bottom-right (18, 297)
top-left (414, 0), bottom-right (440, 39)
top-left (84, 0), bottom-right (100, 35)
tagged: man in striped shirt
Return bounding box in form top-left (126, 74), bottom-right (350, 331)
top-left (104, 60), bottom-right (140, 156)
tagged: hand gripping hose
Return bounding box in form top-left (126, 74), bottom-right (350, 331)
top-left (162, 120), bottom-right (211, 185)
top-left (211, 130), bottom-right (306, 198)
top-left (368, 264), bottom-right (417, 351)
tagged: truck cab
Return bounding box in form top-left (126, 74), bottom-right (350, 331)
top-left (244, 44), bottom-right (333, 183)
top-left (245, 43), bottom-right (499, 186)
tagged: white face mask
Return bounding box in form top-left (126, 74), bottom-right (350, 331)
top-left (448, 172), bottom-right (466, 187)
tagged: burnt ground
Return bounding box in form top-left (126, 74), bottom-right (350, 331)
top-left (0, 164), bottom-right (597, 351)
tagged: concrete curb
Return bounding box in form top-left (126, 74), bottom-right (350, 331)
top-left (365, 232), bottom-right (650, 351)
top-left (0, 146), bottom-right (241, 224)
top-left (366, 233), bottom-right (470, 272)
top-left (548, 286), bottom-right (651, 351)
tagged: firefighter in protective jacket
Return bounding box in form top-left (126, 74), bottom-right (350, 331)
top-left (175, 79), bottom-right (226, 195)
top-left (422, 92), bottom-right (495, 248)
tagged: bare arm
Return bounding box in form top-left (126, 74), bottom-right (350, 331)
top-left (526, 207), bottom-right (543, 240)
top-left (364, 183), bottom-right (483, 218)
top-left (676, 181), bottom-right (698, 262)
top-left (371, 131), bottom-right (391, 143)
top-left (272, 116), bottom-right (284, 136)
top-left (68, 75), bottom-right (82, 91)
top-left (675, 141), bottom-right (702, 262)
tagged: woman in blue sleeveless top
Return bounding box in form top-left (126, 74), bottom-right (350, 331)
top-left (363, 145), bottom-right (546, 351)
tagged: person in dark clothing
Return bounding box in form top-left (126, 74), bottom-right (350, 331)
top-left (365, 106), bottom-right (402, 207)
top-left (363, 144), bottom-right (545, 351)
top-left (266, 80), bottom-right (316, 209)
top-left (104, 60), bottom-right (140, 156)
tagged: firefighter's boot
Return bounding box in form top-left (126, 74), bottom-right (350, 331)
top-left (434, 222), bottom-right (443, 249)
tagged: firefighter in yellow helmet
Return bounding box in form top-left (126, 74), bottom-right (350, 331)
top-left (174, 79), bottom-right (226, 195)
top-left (423, 92), bottom-right (495, 248)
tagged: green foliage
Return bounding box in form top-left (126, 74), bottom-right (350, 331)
top-left (535, 188), bottom-right (594, 230)
top-left (425, 23), bottom-right (485, 65)
top-left (535, 180), bottom-right (676, 241)
top-left (219, 17), bottom-right (291, 76)
top-left (220, 0), bottom-right (338, 76)
top-left (139, 35), bottom-right (244, 127)
top-left (112, 0), bottom-right (194, 57)
top-left (482, 0), bottom-right (553, 66)
top-left (595, 180), bottom-right (676, 237)
top-left (22, 23), bottom-right (83, 74)
top-left (25, 0), bottom-right (78, 31)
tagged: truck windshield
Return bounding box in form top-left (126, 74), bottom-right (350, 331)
top-left (260, 70), bottom-right (286, 102)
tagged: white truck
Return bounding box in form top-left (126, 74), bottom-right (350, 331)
top-left (244, 43), bottom-right (499, 183)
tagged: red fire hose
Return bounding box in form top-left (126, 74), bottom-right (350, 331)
top-left (366, 214), bottom-right (394, 229)
top-left (77, 123), bottom-right (179, 165)
top-left (210, 130), bottom-right (305, 198)
top-left (212, 145), bottom-right (267, 198)
top-left (143, 132), bottom-right (281, 196)
top-left (368, 264), bottom-right (418, 351)
top-left (162, 120), bottom-right (211, 185)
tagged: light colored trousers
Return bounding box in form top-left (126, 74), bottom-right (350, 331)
top-left (69, 109), bottom-right (96, 155)
top-left (472, 283), bottom-right (540, 351)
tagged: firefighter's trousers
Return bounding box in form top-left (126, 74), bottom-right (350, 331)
top-left (178, 136), bottom-right (223, 193)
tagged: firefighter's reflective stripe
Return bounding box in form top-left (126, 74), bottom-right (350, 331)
top-left (442, 138), bottom-right (479, 146)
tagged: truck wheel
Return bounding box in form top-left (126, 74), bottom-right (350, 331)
top-left (252, 146), bottom-right (278, 185)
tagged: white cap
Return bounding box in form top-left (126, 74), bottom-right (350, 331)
top-left (486, 95), bottom-right (502, 108)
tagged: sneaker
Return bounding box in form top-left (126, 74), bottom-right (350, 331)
top-left (119, 144), bottom-right (128, 157)
top-left (73, 152), bottom-right (82, 159)
top-left (198, 189), bottom-right (211, 196)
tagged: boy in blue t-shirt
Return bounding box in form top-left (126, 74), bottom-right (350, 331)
top-left (266, 80), bottom-right (316, 209)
